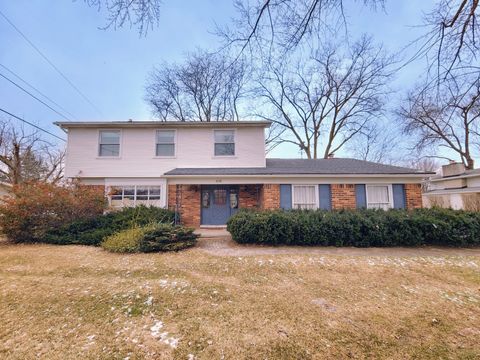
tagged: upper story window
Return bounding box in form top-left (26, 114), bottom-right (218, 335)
top-left (214, 130), bottom-right (235, 156)
top-left (156, 130), bottom-right (175, 157)
top-left (366, 185), bottom-right (393, 210)
top-left (99, 130), bottom-right (120, 157)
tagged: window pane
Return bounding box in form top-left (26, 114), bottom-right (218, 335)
top-left (149, 186), bottom-right (161, 200)
top-left (293, 185), bottom-right (316, 209)
top-left (214, 143), bottom-right (235, 156)
top-left (123, 187), bottom-right (135, 200)
top-left (230, 192), bottom-right (238, 209)
top-left (214, 130), bottom-right (234, 143)
top-left (368, 186), bottom-right (389, 203)
top-left (149, 186), bottom-right (161, 196)
top-left (136, 187), bottom-right (148, 200)
top-left (110, 186), bottom-right (123, 200)
top-left (213, 189), bottom-right (227, 205)
top-left (99, 144), bottom-right (119, 156)
top-left (367, 185), bottom-right (390, 210)
top-left (156, 130), bottom-right (175, 144)
top-left (156, 144), bottom-right (175, 156)
top-left (100, 130), bottom-right (120, 144)
top-left (202, 190), bottom-right (210, 208)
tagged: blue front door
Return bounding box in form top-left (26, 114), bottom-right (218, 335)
top-left (201, 185), bottom-right (239, 225)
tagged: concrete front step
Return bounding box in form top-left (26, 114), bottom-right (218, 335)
top-left (195, 228), bottom-right (230, 238)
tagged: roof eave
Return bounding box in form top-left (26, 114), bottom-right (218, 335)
top-left (163, 173), bottom-right (430, 178)
top-left (430, 172), bottom-right (480, 182)
top-left (54, 120), bottom-right (272, 129)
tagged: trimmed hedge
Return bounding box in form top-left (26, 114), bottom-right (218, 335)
top-left (226, 208), bottom-right (480, 247)
top-left (101, 223), bottom-right (198, 253)
top-left (42, 206), bottom-right (176, 246)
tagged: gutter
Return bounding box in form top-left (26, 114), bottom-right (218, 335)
top-left (430, 173), bottom-right (480, 182)
top-left (163, 173), bottom-right (430, 179)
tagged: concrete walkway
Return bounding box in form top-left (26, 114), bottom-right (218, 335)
top-left (196, 232), bottom-right (480, 257)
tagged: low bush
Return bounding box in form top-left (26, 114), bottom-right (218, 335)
top-left (0, 182), bottom-right (106, 243)
top-left (138, 223), bottom-right (198, 252)
top-left (101, 223), bottom-right (198, 253)
top-left (226, 208), bottom-right (480, 247)
top-left (100, 226), bottom-right (147, 253)
top-left (42, 205), bottom-right (176, 246)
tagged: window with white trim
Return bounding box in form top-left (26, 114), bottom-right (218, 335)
top-left (292, 185), bottom-right (318, 209)
top-left (214, 130), bottom-right (235, 156)
top-left (156, 130), bottom-right (175, 156)
top-left (99, 130), bottom-right (120, 157)
top-left (366, 185), bottom-right (392, 210)
top-left (109, 185), bottom-right (161, 207)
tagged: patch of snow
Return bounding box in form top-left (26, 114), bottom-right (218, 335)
top-left (150, 320), bottom-right (180, 348)
top-left (145, 296), bottom-right (153, 306)
top-left (150, 320), bottom-right (164, 337)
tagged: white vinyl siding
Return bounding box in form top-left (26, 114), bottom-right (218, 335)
top-left (366, 185), bottom-right (393, 210)
top-left (292, 185), bottom-right (318, 209)
top-left (109, 185), bottom-right (161, 207)
top-left (214, 130), bottom-right (235, 156)
top-left (156, 130), bottom-right (176, 157)
top-left (99, 130), bottom-right (120, 157)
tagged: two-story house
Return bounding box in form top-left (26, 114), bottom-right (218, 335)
top-left (56, 120), bottom-right (430, 227)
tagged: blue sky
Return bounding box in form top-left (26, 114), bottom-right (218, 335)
top-left (0, 0), bottom-right (436, 157)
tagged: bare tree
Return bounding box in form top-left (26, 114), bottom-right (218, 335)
top-left (0, 120), bottom-right (65, 185)
top-left (145, 50), bottom-right (249, 122)
top-left (219, 0), bottom-right (384, 54)
top-left (222, 1), bottom-right (476, 66)
top-left (407, 157), bottom-right (440, 173)
top-left (399, 73), bottom-right (480, 170)
top-left (347, 125), bottom-right (398, 163)
top-left (83, 0), bottom-right (162, 35)
top-left (255, 36), bottom-right (393, 159)
top-left (418, 0), bottom-right (480, 80)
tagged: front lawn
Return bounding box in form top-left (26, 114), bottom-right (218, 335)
top-left (0, 243), bottom-right (479, 359)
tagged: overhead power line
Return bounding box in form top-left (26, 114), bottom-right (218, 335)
top-left (0, 71), bottom-right (72, 120)
top-left (0, 107), bottom-right (66, 142)
top-left (0, 9), bottom-right (104, 117)
top-left (0, 63), bottom-right (78, 120)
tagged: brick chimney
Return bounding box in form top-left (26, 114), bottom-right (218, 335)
top-left (442, 162), bottom-right (466, 177)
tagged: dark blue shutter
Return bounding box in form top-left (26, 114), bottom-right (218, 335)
top-left (318, 184), bottom-right (332, 210)
top-left (280, 184), bottom-right (292, 210)
top-left (355, 184), bottom-right (367, 208)
top-left (392, 184), bottom-right (406, 209)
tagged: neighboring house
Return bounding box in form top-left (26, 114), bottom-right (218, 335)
top-left (423, 162), bottom-right (480, 210)
top-left (55, 121), bottom-right (430, 227)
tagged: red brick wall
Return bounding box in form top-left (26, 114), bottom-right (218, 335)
top-left (262, 184), bottom-right (280, 209)
top-left (167, 184), bottom-right (201, 227)
top-left (239, 185), bottom-right (260, 209)
top-left (167, 184), bottom-right (177, 211)
top-left (331, 184), bottom-right (356, 209)
top-left (405, 183), bottom-right (422, 209)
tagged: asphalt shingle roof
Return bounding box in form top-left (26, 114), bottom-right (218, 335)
top-left (164, 158), bottom-right (432, 176)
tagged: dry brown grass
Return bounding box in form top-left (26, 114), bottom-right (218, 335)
top-left (0, 242), bottom-right (479, 359)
